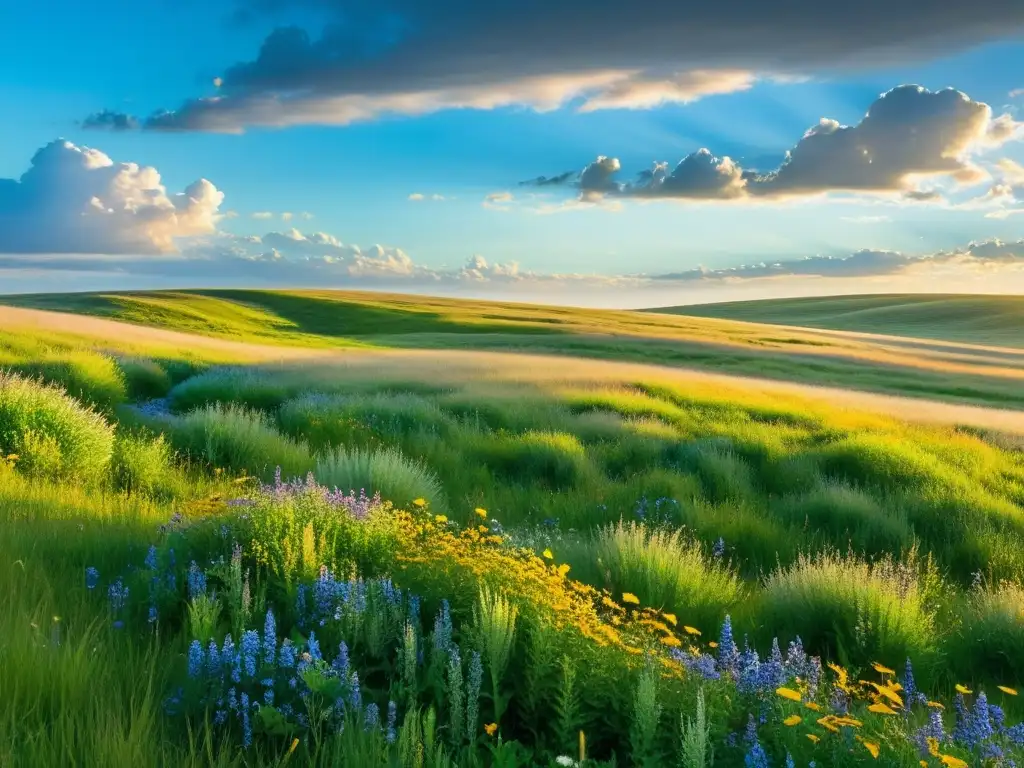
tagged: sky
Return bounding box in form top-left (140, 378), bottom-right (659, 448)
top-left (0, 0), bottom-right (1023, 308)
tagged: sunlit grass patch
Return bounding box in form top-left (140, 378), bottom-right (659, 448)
top-left (468, 430), bottom-right (595, 491)
top-left (316, 444), bottom-right (447, 511)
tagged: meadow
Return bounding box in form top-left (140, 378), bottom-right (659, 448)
top-left (1, 292), bottom-right (1023, 766)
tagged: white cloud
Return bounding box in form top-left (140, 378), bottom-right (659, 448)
top-left (0, 139), bottom-right (223, 254)
top-left (252, 211), bottom-right (274, 219)
top-left (408, 192), bottom-right (445, 202)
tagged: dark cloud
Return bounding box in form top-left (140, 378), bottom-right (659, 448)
top-left (534, 86), bottom-right (1022, 202)
top-left (519, 171), bottom-right (576, 187)
top-left (0, 140), bottom-right (223, 254)
top-left (81, 110), bottom-right (141, 131)
top-left (82, 0), bottom-right (1024, 131)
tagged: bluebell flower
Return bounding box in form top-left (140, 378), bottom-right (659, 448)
top-left (144, 545), bottom-right (158, 570)
top-left (349, 671), bottom-right (362, 711)
top-left (333, 641), bottom-right (350, 678)
top-left (717, 615), bottom-right (740, 674)
top-left (263, 609), bottom-right (276, 665)
top-left (386, 700), bottom-right (398, 744)
top-left (207, 640), bottom-right (221, 677)
top-left (148, 605), bottom-right (158, 624)
top-left (279, 639), bottom-right (296, 669)
top-left (240, 692), bottom-right (252, 748)
top-left (433, 600), bottom-right (453, 656)
top-left (307, 631), bottom-right (321, 662)
top-left (743, 741), bottom-right (770, 768)
top-left (107, 579), bottom-right (129, 612)
top-left (241, 629), bottom-right (260, 678)
top-left (188, 639), bottom-right (204, 678)
top-left (364, 702), bottom-right (380, 731)
top-left (85, 566), bottom-right (99, 590)
top-left (187, 561), bottom-right (206, 599)
top-left (713, 537), bottom-right (725, 559)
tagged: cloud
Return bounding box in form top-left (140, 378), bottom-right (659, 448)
top-left (535, 86), bottom-right (1021, 203)
top-left (520, 171), bottom-right (576, 187)
top-left (81, 110), bottom-right (141, 131)
top-left (252, 211), bottom-right (274, 219)
top-left (458, 255), bottom-right (521, 281)
top-left (840, 215), bottom-right (892, 223)
top-left (0, 139), bottom-right (223, 254)
top-left (482, 191), bottom-right (514, 210)
top-left (82, 0), bottom-right (1024, 131)
top-left (408, 193), bottom-right (445, 201)
top-left (1011, 88), bottom-right (1024, 98)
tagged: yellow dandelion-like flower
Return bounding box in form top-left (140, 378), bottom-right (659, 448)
top-left (413, 498), bottom-right (427, 508)
top-left (998, 685), bottom-right (1018, 696)
top-left (927, 737), bottom-right (940, 757)
top-left (557, 564), bottom-right (571, 577)
top-left (776, 687), bottom-right (802, 702)
top-left (817, 717), bottom-right (839, 733)
top-left (621, 592), bottom-right (640, 605)
top-left (807, 734), bottom-right (820, 744)
top-left (955, 684), bottom-right (973, 695)
top-left (863, 741), bottom-right (880, 759)
top-left (783, 715), bottom-right (802, 726)
top-left (804, 702), bottom-right (822, 712)
top-left (940, 756), bottom-right (968, 768)
top-left (708, 641), bottom-right (718, 648)
top-left (662, 612), bottom-right (677, 626)
top-left (683, 625), bottom-right (701, 636)
top-left (659, 635), bottom-right (682, 648)
top-left (870, 683), bottom-right (904, 708)
top-left (867, 703), bottom-right (897, 715)
top-left (872, 662), bottom-right (895, 676)
top-left (435, 515), bottom-right (448, 524)
top-left (920, 762), bottom-right (928, 768)
top-left (542, 549), bottom-right (554, 559)
top-left (833, 717), bottom-right (862, 728)
top-left (475, 507), bottom-right (488, 518)
top-left (484, 723), bottom-right (498, 736)
top-left (927, 701), bottom-right (945, 710)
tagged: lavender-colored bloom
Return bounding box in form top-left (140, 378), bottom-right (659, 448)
top-left (108, 579), bottom-right (129, 612)
top-left (144, 545), bottom-right (158, 570)
top-left (279, 639), bottom-right (296, 669)
top-left (263, 610), bottom-right (276, 665)
top-left (241, 692), bottom-right (252, 748)
top-left (349, 672), bottom-right (362, 711)
top-left (241, 630), bottom-right (260, 678)
top-left (386, 700), bottom-right (398, 744)
top-left (673, 649), bottom-right (720, 680)
top-left (333, 641), bottom-right (350, 678)
top-left (744, 714), bottom-right (758, 745)
top-left (744, 741), bottom-right (770, 768)
top-left (989, 702), bottom-right (1006, 732)
top-left (207, 640), bottom-right (221, 677)
top-left (187, 561), bottom-right (206, 599)
top-left (433, 600), bottom-right (453, 656)
top-left (902, 658), bottom-right (917, 715)
top-left (712, 537), bottom-right (725, 559)
top-left (785, 753), bottom-right (795, 768)
top-left (364, 702), bottom-right (380, 731)
top-left (188, 639), bottom-right (204, 678)
top-left (307, 631), bottom-right (321, 662)
top-left (148, 605), bottom-right (158, 624)
top-left (717, 615), bottom-right (740, 674)
top-left (85, 566), bottom-right (99, 590)
top-left (1006, 723), bottom-right (1024, 747)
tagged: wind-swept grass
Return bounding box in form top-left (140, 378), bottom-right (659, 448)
top-left (316, 444), bottom-right (447, 511)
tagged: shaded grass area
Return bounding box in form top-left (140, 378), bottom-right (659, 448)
top-left (7, 289), bottom-right (1024, 409)
top-left (661, 293), bottom-right (1024, 348)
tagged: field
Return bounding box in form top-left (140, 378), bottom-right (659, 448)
top-left (1, 290), bottom-right (1023, 767)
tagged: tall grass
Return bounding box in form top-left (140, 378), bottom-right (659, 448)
top-left (0, 371), bottom-right (115, 480)
top-left (168, 403), bottom-right (314, 479)
top-left (316, 444), bottom-right (447, 510)
top-left (11, 349), bottom-right (127, 413)
top-left (950, 580), bottom-right (1024, 686)
top-left (760, 550), bottom-right (940, 670)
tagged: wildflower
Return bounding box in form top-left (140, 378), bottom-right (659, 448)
top-left (241, 630), bottom-right (260, 678)
top-left (85, 567), bottom-right (99, 590)
top-left (279, 639), bottom-right (296, 669)
top-left (542, 548), bottom-right (554, 560)
top-left (940, 757), bottom-right (968, 768)
top-left (433, 600), bottom-right (453, 656)
top-left (557, 563), bottom-right (570, 577)
top-left (148, 605), bottom-right (158, 624)
top-left (807, 734), bottom-right (820, 744)
top-left (263, 610), bottom-right (276, 666)
top-left (862, 740), bottom-right (880, 758)
top-left (902, 658), bottom-right (917, 712)
top-left (475, 508), bottom-right (487, 518)
top-left (144, 545), bottom-right (158, 570)
top-left (712, 537), bottom-right (725, 559)
top-left (783, 715), bottom-right (802, 726)
top-left (555, 758), bottom-right (577, 767)
top-left (868, 703), bottom-right (898, 715)
top-left (955, 684), bottom-right (972, 695)
top-left (717, 615), bottom-right (740, 673)
top-left (386, 701), bottom-right (397, 744)
top-left (660, 635), bottom-right (682, 648)
top-left (484, 722), bottom-right (498, 736)
top-left (872, 662), bottom-right (895, 676)
top-left (364, 703), bottom-right (380, 731)
top-left (241, 692), bottom-right (252, 748)
top-left (998, 686), bottom-right (1018, 696)
top-left (744, 740), bottom-right (769, 768)
top-left (188, 639), bottom-right (204, 678)
top-left (349, 671), bottom-right (362, 711)
top-left (187, 561), bottom-right (207, 599)
top-left (413, 498), bottom-right (426, 508)
top-left (662, 612), bottom-right (677, 626)
top-left (805, 702), bottom-right (822, 712)
top-left (434, 515), bottom-right (448, 524)
top-left (307, 631), bottom-right (321, 662)
top-left (927, 701), bottom-right (945, 709)
top-left (108, 579), bottom-right (129, 613)
top-left (683, 626), bottom-right (701, 636)
top-left (621, 592), bottom-right (640, 605)
top-left (777, 687), bottom-right (802, 702)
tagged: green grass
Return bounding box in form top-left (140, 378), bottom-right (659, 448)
top-left (315, 445), bottom-right (448, 511)
top-left (659, 293), bottom-right (1024, 348)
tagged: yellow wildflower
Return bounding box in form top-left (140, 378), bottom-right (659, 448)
top-left (475, 507), bottom-right (488, 518)
top-left (868, 703), bottom-right (897, 715)
top-left (783, 715), bottom-right (802, 726)
top-left (435, 515), bottom-right (448, 524)
top-left (955, 684), bottom-right (972, 695)
top-left (683, 626), bottom-right (701, 636)
top-left (557, 563), bottom-right (570, 577)
top-left (659, 635), bottom-right (682, 648)
top-left (621, 592), bottom-right (640, 605)
top-left (998, 685), bottom-right (1018, 696)
top-left (708, 641), bottom-right (718, 648)
top-left (413, 498), bottom-right (427, 508)
top-left (776, 687), bottom-right (802, 702)
top-left (940, 756), bottom-right (968, 768)
top-left (542, 548), bottom-right (554, 559)
top-left (478, 525), bottom-right (489, 533)
top-left (662, 612), bottom-right (677, 626)
top-left (920, 762), bottom-right (928, 768)
top-left (872, 662), bottom-right (895, 676)
top-left (863, 741), bottom-right (880, 759)
top-left (807, 734), bottom-right (820, 744)
top-left (804, 702), bottom-right (823, 712)
top-left (832, 717), bottom-right (863, 728)
top-left (927, 737), bottom-right (940, 757)
top-left (927, 701), bottom-right (945, 709)
top-left (287, 738), bottom-right (299, 755)
top-left (817, 717), bottom-right (839, 733)
top-left (484, 723), bottom-right (498, 736)
top-left (870, 683), bottom-right (904, 708)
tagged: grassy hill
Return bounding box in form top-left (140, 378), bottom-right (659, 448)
top-left (7, 289), bottom-right (1024, 410)
top-left (653, 293), bottom-right (1024, 348)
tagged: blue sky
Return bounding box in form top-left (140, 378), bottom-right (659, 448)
top-left (0, 0), bottom-right (1022, 306)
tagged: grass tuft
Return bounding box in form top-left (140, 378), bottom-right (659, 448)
top-left (316, 444), bottom-right (446, 510)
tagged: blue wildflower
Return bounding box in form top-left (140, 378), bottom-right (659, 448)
top-left (188, 639), bottom-right (204, 678)
top-left (349, 671), bottom-right (362, 711)
top-left (85, 566), bottom-right (99, 590)
top-left (144, 545), bottom-right (158, 570)
top-left (307, 631), bottom-right (321, 662)
top-left (279, 639), bottom-right (296, 669)
top-left (187, 561), bottom-right (206, 599)
top-left (333, 641), bottom-right (350, 678)
top-left (148, 605), bottom-right (158, 624)
top-left (717, 615), bottom-right (740, 673)
top-left (263, 609), bottom-right (276, 665)
top-left (240, 692), bottom-right (252, 748)
top-left (386, 700), bottom-right (398, 744)
top-left (364, 702), bottom-right (380, 731)
top-left (744, 741), bottom-right (770, 768)
top-left (207, 640), bottom-right (221, 677)
top-left (107, 579), bottom-right (129, 612)
top-left (713, 537), bottom-right (725, 559)
top-left (241, 629), bottom-right (260, 679)
top-left (433, 600), bottom-right (453, 656)
top-left (902, 658), bottom-right (917, 715)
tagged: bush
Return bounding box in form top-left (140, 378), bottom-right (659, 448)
top-left (117, 358), bottom-right (173, 401)
top-left (168, 403), bottom-right (314, 478)
top-left (316, 445), bottom-right (446, 511)
top-left (109, 429), bottom-right (175, 497)
top-left (759, 550), bottom-right (939, 670)
top-left (472, 430), bottom-right (592, 490)
top-left (566, 521), bottom-right (740, 633)
top-left (12, 350), bottom-right (127, 413)
top-left (0, 371), bottom-right (114, 480)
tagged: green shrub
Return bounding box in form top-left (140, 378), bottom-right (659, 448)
top-left (168, 367), bottom-right (300, 413)
top-left (759, 550), bottom-right (939, 670)
top-left (12, 350), bottom-right (127, 413)
top-left (0, 371), bottom-right (114, 480)
top-left (117, 358), bottom-right (173, 400)
top-left (109, 429), bottom-right (175, 496)
top-left (773, 481), bottom-right (911, 556)
top-left (471, 430), bottom-right (592, 490)
top-left (168, 403), bottom-right (314, 478)
top-left (565, 521), bottom-right (740, 634)
top-left (677, 442), bottom-right (756, 503)
top-left (316, 445), bottom-right (446, 511)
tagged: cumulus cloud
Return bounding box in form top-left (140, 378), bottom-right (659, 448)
top-left (458, 255), bottom-right (521, 281)
top-left (252, 211), bottom-right (274, 219)
top-left (482, 191), bottom-right (514, 210)
top-left (81, 110), bottom-right (141, 131)
top-left (81, 0), bottom-right (1023, 132)
top-left (0, 139), bottom-right (223, 254)
top-left (408, 193), bottom-right (445, 201)
top-left (533, 86), bottom-right (1021, 203)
